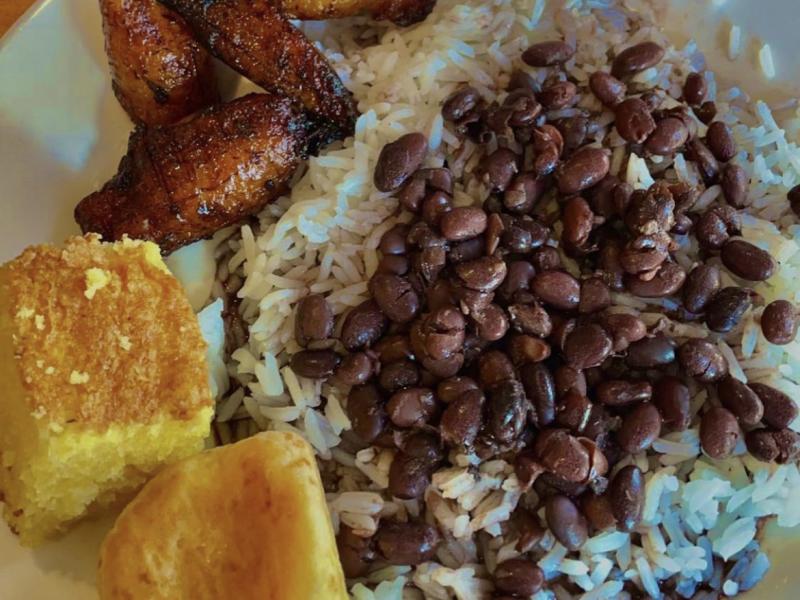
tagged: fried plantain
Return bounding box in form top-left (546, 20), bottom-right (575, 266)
top-left (100, 0), bottom-right (219, 126)
top-left (274, 0), bottom-right (437, 25)
top-left (75, 93), bottom-right (321, 254)
top-left (159, 0), bottom-right (357, 139)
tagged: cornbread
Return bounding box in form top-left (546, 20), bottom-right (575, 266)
top-left (98, 431), bottom-right (348, 600)
top-left (0, 235), bottom-right (213, 546)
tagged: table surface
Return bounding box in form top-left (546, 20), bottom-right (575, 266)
top-left (1, 0), bottom-right (35, 38)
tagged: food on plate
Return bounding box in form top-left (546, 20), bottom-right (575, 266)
top-left (202, 1), bottom-right (800, 597)
top-left (273, 0), bottom-right (436, 26)
top-left (75, 93), bottom-right (321, 254)
top-left (97, 431), bottom-right (347, 600)
top-left (99, 0), bottom-right (219, 125)
top-left (0, 235), bottom-right (213, 546)
top-left (161, 0), bottom-right (358, 138)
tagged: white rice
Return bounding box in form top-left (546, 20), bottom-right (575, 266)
top-left (194, 0), bottom-right (800, 597)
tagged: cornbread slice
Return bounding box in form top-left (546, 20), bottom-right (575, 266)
top-left (0, 235), bottom-right (213, 546)
top-left (98, 431), bottom-right (348, 600)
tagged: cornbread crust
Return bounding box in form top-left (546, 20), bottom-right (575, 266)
top-left (2, 234), bottom-right (209, 425)
top-left (98, 432), bottom-right (348, 600)
top-left (0, 235), bottom-right (214, 545)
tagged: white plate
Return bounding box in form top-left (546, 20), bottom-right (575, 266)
top-left (1, 0), bottom-right (800, 598)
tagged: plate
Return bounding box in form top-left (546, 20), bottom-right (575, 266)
top-left (1, 0), bottom-right (799, 598)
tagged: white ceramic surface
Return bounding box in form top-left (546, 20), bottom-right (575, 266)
top-left (1, 0), bottom-right (799, 598)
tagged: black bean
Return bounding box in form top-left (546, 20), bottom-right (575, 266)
top-left (289, 349), bottom-right (341, 379)
top-left (347, 384), bottom-right (387, 443)
top-left (336, 352), bottom-right (375, 386)
top-left (554, 365), bottom-right (587, 398)
top-left (455, 255), bottom-right (508, 292)
top-left (700, 407), bottom-right (740, 459)
top-left (695, 100), bottom-right (717, 124)
top-left (750, 383), bottom-right (799, 429)
top-left (341, 300), bottom-right (388, 351)
top-left (678, 339), bottom-right (728, 383)
top-left (483, 148), bottom-right (519, 192)
top-left (508, 334), bottom-right (552, 366)
top-left (337, 526), bottom-right (375, 578)
top-left (645, 117), bottom-right (689, 155)
top-left (761, 299), bottom-right (798, 345)
top-left (535, 429), bottom-right (592, 484)
top-left (419, 190), bottom-right (452, 227)
top-left (375, 335), bottom-right (414, 364)
top-left (295, 294), bottom-right (335, 347)
top-left (653, 376), bottom-right (691, 431)
top-left (530, 247), bottom-right (562, 272)
top-left (615, 98), bottom-right (656, 144)
top-left (539, 81), bottom-right (578, 111)
top-left (508, 70), bottom-right (539, 93)
top-left (683, 72), bottom-right (708, 105)
top-left (717, 376), bottom-right (764, 426)
top-left (746, 429), bottom-right (780, 463)
top-left (790, 184), bottom-right (800, 218)
top-left (626, 333), bottom-right (677, 369)
top-left (562, 196), bottom-right (595, 247)
top-left (369, 273), bottom-right (420, 323)
top-left (379, 224), bottom-right (410, 255)
top-left (478, 350), bottom-right (516, 388)
top-left (719, 163), bottom-right (750, 208)
top-left (397, 168), bottom-right (454, 213)
top-left (522, 40), bottom-right (575, 66)
top-left (472, 303), bottom-right (510, 342)
top-left (683, 264), bottom-right (722, 314)
top-left (772, 429), bottom-right (800, 463)
top-left (375, 521), bottom-right (440, 565)
top-left (439, 206), bottom-right (487, 242)
top-left (589, 71), bottom-right (626, 107)
top-left (557, 146), bottom-right (611, 195)
top-left (705, 286), bottom-right (753, 333)
top-left (545, 495), bottom-right (588, 550)
top-left (617, 402), bottom-right (662, 453)
top-left (504, 173), bottom-right (545, 214)
top-left (685, 138), bottom-right (720, 184)
top-left (437, 376), bottom-right (479, 404)
top-left (410, 306), bottom-right (466, 361)
top-left (440, 388), bottom-right (485, 447)
top-left (612, 42), bottom-right (665, 78)
top-left (498, 260), bottom-right (536, 302)
top-left (579, 278), bottom-right (611, 314)
top-left (624, 262), bottom-right (686, 298)
top-left (601, 313), bottom-right (647, 352)
top-left (504, 89), bottom-right (542, 127)
top-left (596, 380), bottom-right (652, 406)
top-left (555, 115), bottom-right (589, 152)
top-left (520, 363), bottom-right (556, 427)
top-left (695, 210), bottom-right (731, 250)
top-left (374, 133), bottom-right (428, 192)
top-left (387, 387), bottom-right (437, 428)
top-left (609, 465), bottom-right (644, 532)
top-left (421, 352), bottom-right (464, 379)
top-left (706, 121), bottom-right (737, 162)
top-left (555, 389), bottom-right (593, 433)
top-left (378, 255), bottom-right (410, 275)
top-left (388, 452), bottom-right (432, 499)
top-left (379, 360), bottom-right (420, 392)
top-left (494, 559), bottom-right (545, 596)
top-left (582, 493), bottom-right (617, 531)
top-left (442, 87), bottom-right (480, 122)
top-left (487, 380), bottom-right (528, 444)
top-left (563, 323), bottom-right (612, 370)
top-left (532, 271), bottom-right (581, 310)
top-left (508, 302), bottom-right (553, 337)
top-left (720, 239), bottom-right (776, 281)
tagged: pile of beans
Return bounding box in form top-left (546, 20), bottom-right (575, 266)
top-left (289, 39), bottom-right (800, 590)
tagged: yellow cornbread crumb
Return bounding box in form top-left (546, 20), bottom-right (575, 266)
top-left (69, 370), bottom-right (90, 385)
top-left (117, 334), bottom-right (132, 351)
top-left (0, 234), bottom-right (213, 546)
top-left (84, 267), bottom-right (111, 299)
top-left (98, 432), bottom-right (348, 600)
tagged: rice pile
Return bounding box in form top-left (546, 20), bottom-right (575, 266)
top-left (203, 0), bottom-right (800, 597)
